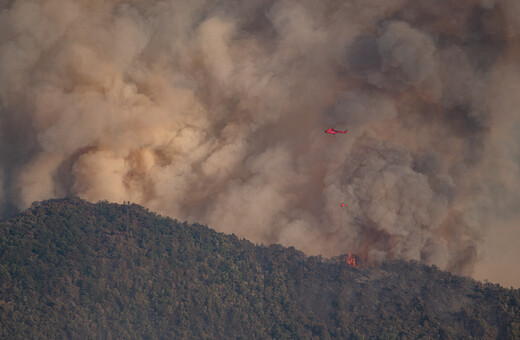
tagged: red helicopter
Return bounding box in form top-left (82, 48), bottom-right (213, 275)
top-left (324, 128), bottom-right (348, 135)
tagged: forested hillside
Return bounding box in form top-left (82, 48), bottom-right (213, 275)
top-left (1, 198), bottom-right (519, 339)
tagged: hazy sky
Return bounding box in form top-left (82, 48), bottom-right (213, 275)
top-left (1, 0), bottom-right (519, 287)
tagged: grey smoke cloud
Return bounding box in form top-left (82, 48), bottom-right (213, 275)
top-left (1, 0), bottom-right (520, 285)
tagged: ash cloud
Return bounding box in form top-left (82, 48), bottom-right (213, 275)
top-left (1, 0), bottom-right (520, 282)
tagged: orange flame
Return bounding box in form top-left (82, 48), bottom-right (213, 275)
top-left (346, 253), bottom-right (358, 268)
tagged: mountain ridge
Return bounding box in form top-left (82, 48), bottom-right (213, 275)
top-left (1, 198), bottom-right (519, 339)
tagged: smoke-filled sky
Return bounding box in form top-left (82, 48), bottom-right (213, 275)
top-left (1, 0), bottom-right (520, 286)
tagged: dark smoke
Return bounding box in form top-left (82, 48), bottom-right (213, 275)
top-left (1, 0), bottom-right (520, 285)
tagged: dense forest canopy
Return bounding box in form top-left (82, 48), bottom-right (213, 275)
top-left (0, 198), bottom-right (519, 339)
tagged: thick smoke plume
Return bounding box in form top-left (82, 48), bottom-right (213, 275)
top-left (1, 0), bottom-right (520, 283)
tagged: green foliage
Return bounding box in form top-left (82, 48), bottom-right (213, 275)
top-left (0, 198), bottom-right (518, 339)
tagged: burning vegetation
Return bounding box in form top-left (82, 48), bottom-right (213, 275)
top-left (333, 253), bottom-right (360, 268)
top-left (346, 253), bottom-right (359, 268)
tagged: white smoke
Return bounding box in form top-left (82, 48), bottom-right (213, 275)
top-left (1, 0), bottom-right (520, 284)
